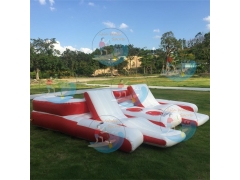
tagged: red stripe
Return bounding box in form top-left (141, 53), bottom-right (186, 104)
top-left (178, 105), bottom-right (194, 112)
top-left (126, 108), bottom-right (143, 112)
top-left (182, 118), bottom-right (198, 126)
top-left (75, 125), bottom-right (98, 141)
top-left (146, 111), bottom-right (162, 116)
top-left (33, 99), bottom-right (89, 116)
top-left (113, 90), bottom-right (131, 98)
top-left (84, 92), bottom-right (102, 121)
top-left (143, 135), bottom-right (166, 146)
top-left (158, 102), bottom-right (194, 112)
top-left (158, 102), bottom-right (167, 105)
top-left (113, 91), bottom-right (122, 98)
top-left (149, 120), bottom-right (166, 127)
top-left (119, 139), bottom-right (133, 153)
top-left (127, 86), bottom-right (144, 107)
top-left (125, 114), bottom-right (135, 118)
top-left (31, 111), bottom-right (78, 136)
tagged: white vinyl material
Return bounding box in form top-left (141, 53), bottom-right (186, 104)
top-left (86, 89), bottom-right (128, 121)
top-left (155, 98), bottom-right (198, 112)
top-left (76, 118), bottom-right (143, 152)
top-left (129, 84), bottom-right (209, 126)
top-left (119, 105), bottom-right (181, 128)
top-left (33, 95), bottom-right (85, 103)
top-left (64, 113), bottom-right (92, 122)
top-left (152, 103), bottom-right (209, 126)
top-left (85, 89), bottom-right (186, 147)
top-left (121, 117), bottom-right (186, 147)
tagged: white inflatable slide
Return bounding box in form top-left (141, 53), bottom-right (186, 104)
top-left (126, 84), bottom-right (209, 126)
top-left (84, 89), bottom-right (186, 147)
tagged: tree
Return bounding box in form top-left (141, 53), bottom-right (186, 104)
top-left (203, 32), bottom-right (210, 65)
top-left (188, 32), bottom-right (210, 73)
top-left (30, 38), bottom-right (59, 79)
top-left (154, 48), bottom-right (165, 74)
top-left (61, 48), bottom-right (78, 76)
top-left (178, 38), bottom-right (187, 50)
top-left (139, 49), bottom-right (153, 74)
top-left (127, 44), bottom-right (142, 75)
top-left (160, 31), bottom-right (181, 73)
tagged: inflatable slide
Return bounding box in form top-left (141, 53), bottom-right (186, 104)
top-left (112, 84), bottom-right (209, 126)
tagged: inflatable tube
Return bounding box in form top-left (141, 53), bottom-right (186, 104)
top-left (31, 110), bottom-right (143, 153)
top-left (33, 96), bottom-right (89, 116)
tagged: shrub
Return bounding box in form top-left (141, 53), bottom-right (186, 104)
top-left (30, 72), bottom-right (36, 79)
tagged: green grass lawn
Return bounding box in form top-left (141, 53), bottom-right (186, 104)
top-left (86, 76), bottom-right (210, 88)
top-left (30, 76), bottom-right (210, 96)
top-left (30, 89), bottom-right (210, 179)
top-left (30, 81), bottom-right (104, 95)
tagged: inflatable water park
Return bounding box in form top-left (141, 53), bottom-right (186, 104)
top-left (31, 84), bottom-right (209, 153)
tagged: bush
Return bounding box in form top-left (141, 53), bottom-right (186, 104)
top-left (30, 72), bottom-right (36, 79)
top-left (39, 71), bottom-right (50, 79)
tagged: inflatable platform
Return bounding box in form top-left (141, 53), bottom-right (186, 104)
top-left (31, 88), bottom-right (187, 153)
top-left (31, 84), bottom-right (209, 153)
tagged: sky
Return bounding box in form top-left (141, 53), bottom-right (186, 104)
top-left (30, 0), bottom-right (210, 54)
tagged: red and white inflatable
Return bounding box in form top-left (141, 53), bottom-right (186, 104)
top-left (31, 88), bottom-right (187, 153)
top-left (113, 84), bottom-right (209, 126)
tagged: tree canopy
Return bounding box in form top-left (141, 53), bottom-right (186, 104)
top-left (30, 31), bottom-right (210, 79)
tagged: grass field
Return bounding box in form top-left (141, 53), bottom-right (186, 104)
top-left (30, 80), bottom-right (103, 95)
top-left (30, 76), bottom-right (210, 95)
top-left (30, 89), bottom-right (210, 179)
top-left (86, 76), bottom-right (210, 88)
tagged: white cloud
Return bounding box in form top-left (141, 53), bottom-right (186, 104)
top-left (49, 0), bottom-right (54, 6)
top-left (103, 21), bottom-right (115, 28)
top-left (39, 0), bottom-right (55, 11)
top-left (39, 0), bottom-right (46, 5)
top-left (203, 16), bottom-right (210, 23)
top-left (203, 16), bottom-right (210, 30)
top-left (119, 23), bottom-right (128, 29)
top-left (50, 7), bottom-right (55, 11)
top-left (130, 29), bottom-right (133, 32)
top-left (53, 42), bottom-right (75, 53)
top-left (53, 41), bottom-right (92, 54)
top-left (88, 2), bottom-right (94, 6)
top-left (153, 29), bottom-right (160, 33)
top-left (80, 48), bottom-right (93, 54)
top-left (154, 35), bottom-right (161, 39)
